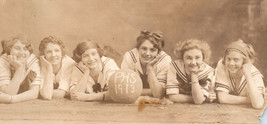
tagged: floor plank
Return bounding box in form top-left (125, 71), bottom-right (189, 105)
top-left (0, 99), bottom-right (265, 124)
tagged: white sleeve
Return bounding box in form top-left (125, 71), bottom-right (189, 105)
top-left (121, 52), bottom-right (134, 70)
top-left (166, 62), bottom-right (179, 95)
top-left (0, 58), bottom-right (11, 87)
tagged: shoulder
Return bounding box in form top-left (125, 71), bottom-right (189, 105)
top-left (203, 62), bottom-right (214, 72)
top-left (171, 59), bottom-right (183, 69)
top-left (123, 48), bottom-right (138, 63)
top-left (215, 59), bottom-right (226, 72)
top-left (156, 51), bottom-right (172, 66)
top-left (26, 54), bottom-right (39, 65)
top-left (102, 56), bottom-right (119, 68)
top-left (62, 55), bottom-right (76, 67)
top-left (251, 65), bottom-right (263, 77)
top-left (0, 54), bottom-right (9, 65)
top-left (72, 63), bottom-right (85, 74)
top-left (0, 54), bottom-right (10, 70)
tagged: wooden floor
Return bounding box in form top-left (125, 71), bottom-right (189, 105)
top-left (0, 98), bottom-right (265, 124)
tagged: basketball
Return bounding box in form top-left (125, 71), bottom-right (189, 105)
top-left (108, 69), bottom-right (143, 103)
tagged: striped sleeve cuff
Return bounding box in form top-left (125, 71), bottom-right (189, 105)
top-left (166, 84), bottom-right (179, 95)
top-left (157, 78), bottom-right (167, 84)
top-left (215, 82), bottom-right (230, 93)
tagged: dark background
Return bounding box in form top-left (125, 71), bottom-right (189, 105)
top-left (0, 0), bottom-right (266, 83)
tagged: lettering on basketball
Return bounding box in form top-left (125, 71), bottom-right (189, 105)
top-left (114, 72), bottom-right (137, 94)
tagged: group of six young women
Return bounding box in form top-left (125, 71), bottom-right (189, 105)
top-left (0, 30), bottom-right (265, 109)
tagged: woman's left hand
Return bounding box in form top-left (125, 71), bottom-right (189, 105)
top-left (242, 59), bottom-right (252, 76)
top-left (146, 54), bottom-right (163, 70)
top-left (191, 63), bottom-right (205, 75)
top-left (70, 92), bottom-right (87, 101)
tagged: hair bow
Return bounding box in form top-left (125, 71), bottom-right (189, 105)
top-left (140, 30), bottom-right (163, 41)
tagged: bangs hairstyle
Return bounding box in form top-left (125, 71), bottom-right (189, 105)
top-left (39, 36), bottom-right (66, 56)
top-left (72, 39), bottom-right (103, 63)
top-left (136, 30), bottom-right (165, 52)
top-left (223, 40), bottom-right (255, 64)
top-left (174, 39), bottom-right (211, 63)
top-left (1, 36), bottom-right (33, 55)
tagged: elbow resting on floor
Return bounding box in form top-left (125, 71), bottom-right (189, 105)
top-left (193, 99), bottom-right (205, 105)
top-left (40, 92), bottom-right (52, 100)
top-left (252, 102), bottom-right (264, 109)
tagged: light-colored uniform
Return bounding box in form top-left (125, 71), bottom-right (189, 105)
top-left (166, 60), bottom-right (214, 99)
top-left (70, 56), bottom-right (119, 93)
top-left (121, 48), bottom-right (171, 88)
top-left (0, 54), bottom-right (41, 93)
top-left (40, 55), bottom-right (76, 92)
top-left (215, 59), bottom-right (265, 96)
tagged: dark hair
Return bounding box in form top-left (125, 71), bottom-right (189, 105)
top-left (174, 39), bottom-right (211, 63)
top-left (72, 39), bottom-right (103, 63)
top-left (39, 36), bottom-right (66, 56)
top-left (1, 36), bottom-right (33, 55)
top-left (136, 30), bottom-right (165, 52)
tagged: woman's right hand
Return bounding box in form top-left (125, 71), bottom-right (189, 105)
top-left (8, 55), bottom-right (24, 69)
top-left (39, 56), bottom-right (53, 71)
top-left (190, 63), bottom-right (205, 82)
top-left (70, 92), bottom-right (88, 101)
top-left (78, 61), bottom-right (90, 73)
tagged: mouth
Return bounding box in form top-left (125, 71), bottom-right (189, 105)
top-left (86, 61), bottom-right (97, 66)
top-left (49, 57), bottom-right (60, 63)
top-left (141, 56), bottom-right (153, 62)
top-left (227, 66), bottom-right (238, 72)
top-left (227, 66), bottom-right (236, 69)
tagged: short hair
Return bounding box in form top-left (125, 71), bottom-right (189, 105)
top-left (1, 36), bottom-right (33, 55)
top-left (136, 30), bottom-right (165, 52)
top-left (72, 39), bottom-right (103, 63)
top-left (39, 36), bottom-right (66, 56)
top-left (223, 39), bottom-right (255, 64)
top-left (174, 39), bottom-right (211, 63)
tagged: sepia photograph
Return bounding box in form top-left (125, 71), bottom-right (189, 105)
top-left (0, 0), bottom-right (267, 123)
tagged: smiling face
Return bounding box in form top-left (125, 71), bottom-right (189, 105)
top-left (138, 40), bottom-right (158, 65)
top-left (44, 43), bottom-right (62, 65)
top-left (10, 41), bottom-right (30, 63)
top-left (183, 48), bottom-right (203, 74)
top-left (81, 48), bottom-right (102, 69)
top-left (225, 50), bottom-right (244, 74)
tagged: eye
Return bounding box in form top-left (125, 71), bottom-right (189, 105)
top-left (82, 54), bottom-right (89, 58)
top-left (141, 47), bottom-right (147, 51)
top-left (55, 49), bottom-right (61, 52)
top-left (150, 48), bottom-right (157, 52)
top-left (45, 50), bottom-right (51, 54)
top-left (14, 46), bottom-right (20, 50)
top-left (234, 58), bottom-right (240, 62)
top-left (91, 52), bottom-right (97, 56)
top-left (23, 47), bottom-right (28, 51)
top-left (196, 56), bottom-right (201, 60)
top-left (185, 56), bottom-right (192, 60)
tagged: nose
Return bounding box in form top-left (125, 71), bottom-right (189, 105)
top-left (144, 50), bottom-right (151, 56)
top-left (51, 51), bottom-right (56, 57)
top-left (229, 60), bottom-right (235, 65)
top-left (191, 58), bottom-right (197, 65)
top-left (17, 49), bottom-right (27, 57)
top-left (87, 55), bottom-right (94, 61)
